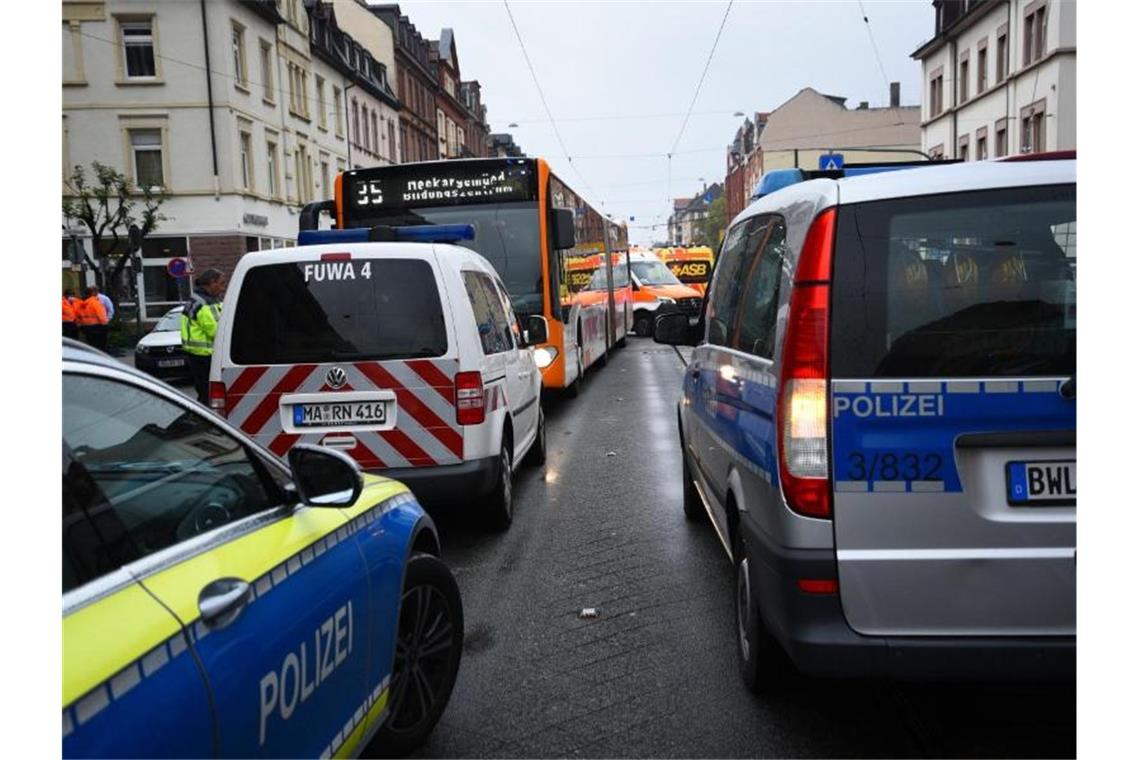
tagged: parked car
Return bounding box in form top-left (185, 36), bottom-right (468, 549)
top-left (210, 228), bottom-right (548, 530)
top-left (63, 338), bottom-right (464, 757)
top-left (656, 154), bottom-right (1076, 687)
top-left (133, 306), bottom-right (189, 380)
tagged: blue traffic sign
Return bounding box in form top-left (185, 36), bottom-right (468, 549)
top-left (819, 153), bottom-right (845, 171)
top-left (166, 257), bottom-right (190, 278)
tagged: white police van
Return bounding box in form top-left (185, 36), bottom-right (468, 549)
top-left (210, 224), bottom-right (547, 530)
top-left (656, 154), bottom-right (1076, 686)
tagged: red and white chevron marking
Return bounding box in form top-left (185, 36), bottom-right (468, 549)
top-left (221, 359), bottom-right (463, 470)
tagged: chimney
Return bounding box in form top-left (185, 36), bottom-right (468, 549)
top-left (890, 81), bottom-right (900, 108)
top-left (858, 101), bottom-right (869, 110)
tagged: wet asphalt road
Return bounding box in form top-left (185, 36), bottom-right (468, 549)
top-left (415, 339), bottom-right (1075, 759)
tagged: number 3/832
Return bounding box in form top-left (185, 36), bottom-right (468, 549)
top-left (846, 451), bottom-right (943, 481)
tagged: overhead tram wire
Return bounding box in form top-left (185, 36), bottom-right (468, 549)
top-left (503, 0), bottom-right (604, 211)
top-left (856, 0), bottom-right (902, 123)
top-left (664, 0), bottom-right (733, 226)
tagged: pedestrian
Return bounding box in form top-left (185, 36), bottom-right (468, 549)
top-left (91, 285), bottom-right (115, 321)
top-left (62, 289), bottom-right (79, 340)
top-left (181, 269), bottom-right (225, 405)
top-left (76, 286), bottom-right (109, 350)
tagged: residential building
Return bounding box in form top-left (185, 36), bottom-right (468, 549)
top-left (460, 80), bottom-right (491, 158)
top-left (325, 0), bottom-right (402, 166)
top-left (667, 184), bottom-right (723, 246)
top-left (309, 1), bottom-right (401, 169)
top-left (489, 132), bottom-right (525, 157)
top-left (371, 4), bottom-right (438, 163)
top-left (755, 86), bottom-right (921, 177)
top-left (724, 112), bottom-right (768, 222)
top-left (63, 0), bottom-right (330, 320)
top-left (430, 30), bottom-right (468, 159)
top-left (912, 0), bottom-right (1076, 159)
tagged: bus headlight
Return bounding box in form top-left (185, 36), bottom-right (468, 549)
top-left (534, 346), bottom-right (558, 369)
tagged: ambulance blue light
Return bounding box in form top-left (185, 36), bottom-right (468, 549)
top-left (297, 224), bottom-right (476, 246)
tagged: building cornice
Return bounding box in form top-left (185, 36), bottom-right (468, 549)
top-left (911, 0), bottom-right (1005, 60)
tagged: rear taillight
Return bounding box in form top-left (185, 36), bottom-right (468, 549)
top-left (455, 371), bottom-right (485, 426)
top-left (777, 207), bottom-right (836, 519)
top-left (209, 381), bottom-right (227, 413)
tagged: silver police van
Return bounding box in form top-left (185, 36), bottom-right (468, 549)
top-left (656, 154), bottom-right (1076, 687)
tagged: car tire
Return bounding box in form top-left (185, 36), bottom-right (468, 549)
top-left (734, 532), bottom-right (792, 693)
top-left (523, 406), bottom-right (546, 467)
top-left (680, 443), bottom-right (702, 522)
top-left (633, 312), bottom-right (652, 337)
top-left (369, 553), bottom-right (463, 758)
top-left (484, 437), bottom-right (513, 531)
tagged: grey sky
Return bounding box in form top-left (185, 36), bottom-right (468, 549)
top-left (393, 0), bottom-right (933, 245)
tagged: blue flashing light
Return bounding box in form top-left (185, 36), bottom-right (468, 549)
top-left (752, 169), bottom-right (805, 200)
top-left (298, 228), bottom-right (370, 246)
top-left (297, 224), bottom-right (475, 247)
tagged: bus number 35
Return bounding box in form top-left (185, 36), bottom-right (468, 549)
top-left (355, 181), bottom-right (383, 207)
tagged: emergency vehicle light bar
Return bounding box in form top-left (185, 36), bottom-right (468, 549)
top-left (297, 224), bottom-right (476, 246)
top-left (751, 160), bottom-right (962, 200)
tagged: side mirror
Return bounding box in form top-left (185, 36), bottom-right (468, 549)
top-left (550, 208), bottom-right (576, 250)
top-left (287, 444), bottom-right (363, 507)
top-left (523, 315), bottom-right (549, 347)
top-left (653, 312), bottom-right (700, 346)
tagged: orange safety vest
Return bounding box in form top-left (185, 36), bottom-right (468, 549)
top-left (62, 297), bottom-right (76, 323)
top-left (75, 296), bottom-right (108, 326)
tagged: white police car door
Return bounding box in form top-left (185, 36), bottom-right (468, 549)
top-left (492, 275), bottom-right (539, 451)
top-left (828, 185), bottom-right (1077, 636)
top-left (461, 270), bottom-right (524, 453)
top-left (71, 376), bottom-right (373, 757)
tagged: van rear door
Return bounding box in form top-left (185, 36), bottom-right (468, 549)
top-left (828, 182), bottom-right (1076, 636)
top-left (221, 249), bottom-right (464, 471)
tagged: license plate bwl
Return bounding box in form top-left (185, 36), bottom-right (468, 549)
top-left (1006, 460), bottom-right (1076, 506)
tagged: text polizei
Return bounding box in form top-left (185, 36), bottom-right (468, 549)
top-left (833, 393), bottom-right (945, 419)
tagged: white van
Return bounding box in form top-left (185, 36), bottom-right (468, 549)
top-left (209, 237), bottom-right (547, 530)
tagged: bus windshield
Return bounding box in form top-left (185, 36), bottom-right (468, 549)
top-left (364, 201), bottom-right (544, 316)
top-left (631, 260), bottom-right (682, 286)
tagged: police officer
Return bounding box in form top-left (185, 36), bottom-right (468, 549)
top-left (181, 269), bottom-right (225, 405)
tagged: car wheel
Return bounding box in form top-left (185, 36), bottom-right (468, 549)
top-left (523, 406), bottom-right (546, 467)
top-left (735, 532), bottom-right (791, 693)
top-left (680, 441), bottom-right (702, 522)
top-left (484, 437), bottom-right (513, 530)
top-left (370, 553), bottom-right (463, 758)
top-left (633, 312), bottom-right (652, 337)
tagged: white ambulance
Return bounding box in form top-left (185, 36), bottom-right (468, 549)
top-left (209, 224), bottom-right (547, 530)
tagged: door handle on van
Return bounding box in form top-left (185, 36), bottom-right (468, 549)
top-left (198, 577), bottom-right (251, 631)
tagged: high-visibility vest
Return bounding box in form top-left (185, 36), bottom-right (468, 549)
top-left (62, 298), bottom-right (76, 323)
top-left (75, 296), bottom-right (108, 326)
top-left (181, 293), bottom-right (222, 356)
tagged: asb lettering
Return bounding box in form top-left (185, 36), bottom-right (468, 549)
top-left (833, 393), bottom-right (945, 419)
top-left (258, 600), bottom-right (354, 746)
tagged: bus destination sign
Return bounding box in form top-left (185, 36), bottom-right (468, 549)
top-left (345, 161), bottom-right (535, 215)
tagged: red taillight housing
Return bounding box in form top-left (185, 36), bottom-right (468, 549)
top-left (454, 371), bottom-right (485, 426)
top-left (776, 207), bottom-right (836, 519)
top-left (209, 381), bottom-right (227, 413)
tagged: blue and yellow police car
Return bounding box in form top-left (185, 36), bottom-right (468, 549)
top-left (63, 338), bottom-right (463, 757)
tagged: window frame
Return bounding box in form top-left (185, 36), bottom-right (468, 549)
top-left (231, 20), bottom-right (248, 90)
top-left (732, 215), bottom-right (788, 359)
top-left (333, 86), bottom-right (344, 137)
top-left (128, 127), bottom-right (166, 189)
top-left (995, 119), bottom-right (1008, 158)
top-left (259, 39), bottom-right (275, 103)
top-left (61, 363), bottom-right (292, 609)
top-left (239, 127), bottom-right (254, 192)
top-left (315, 74), bottom-right (327, 130)
top-left (266, 135), bottom-right (280, 198)
top-left (928, 67), bottom-right (944, 117)
top-left (996, 23), bottom-right (1009, 81)
top-left (976, 38), bottom-right (988, 94)
top-left (705, 215), bottom-right (769, 349)
top-left (958, 133), bottom-right (970, 161)
top-left (116, 15), bottom-right (161, 83)
top-left (958, 50), bottom-right (970, 103)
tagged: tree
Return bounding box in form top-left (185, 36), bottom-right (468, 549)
top-left (696, 196), bottom-right (726, 247)
top-left (62, 161), bottom-right (167, 302)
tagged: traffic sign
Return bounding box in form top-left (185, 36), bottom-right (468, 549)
top-left (819, 153), bottom-right (845, 170)
top-left (167, 257), bottom-right (191, 278)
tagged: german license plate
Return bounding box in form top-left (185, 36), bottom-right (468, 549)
top-left (293, 401), bottom-right (387, 427)
top-left (1006, 460), bottom-right (1076, 506)
top-left (157, 359), bottom-right (184, 368)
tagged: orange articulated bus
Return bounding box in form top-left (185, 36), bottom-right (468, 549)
top-left (331, 157), bottom-right (630, 396)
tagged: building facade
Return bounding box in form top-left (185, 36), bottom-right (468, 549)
top-left (459, 80), bottom-right (490, 158)
top-left (912, 0), bottom-right (1076, 160)
top-left (62, 0), bottom-right (408, 320)
top-left (489, 132), bottom-right (524, 157)
top-left (430, 30), bottom-right (468, 159)
top-left (667, 184), bottom-right (723, 246)
top-left (371, 4), bottom-right (438, 163)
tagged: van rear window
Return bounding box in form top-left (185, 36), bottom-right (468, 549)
top-left (831, 184), bottom-right (1075, 378)
top-left (229, 258), bottom-right (447, 365)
